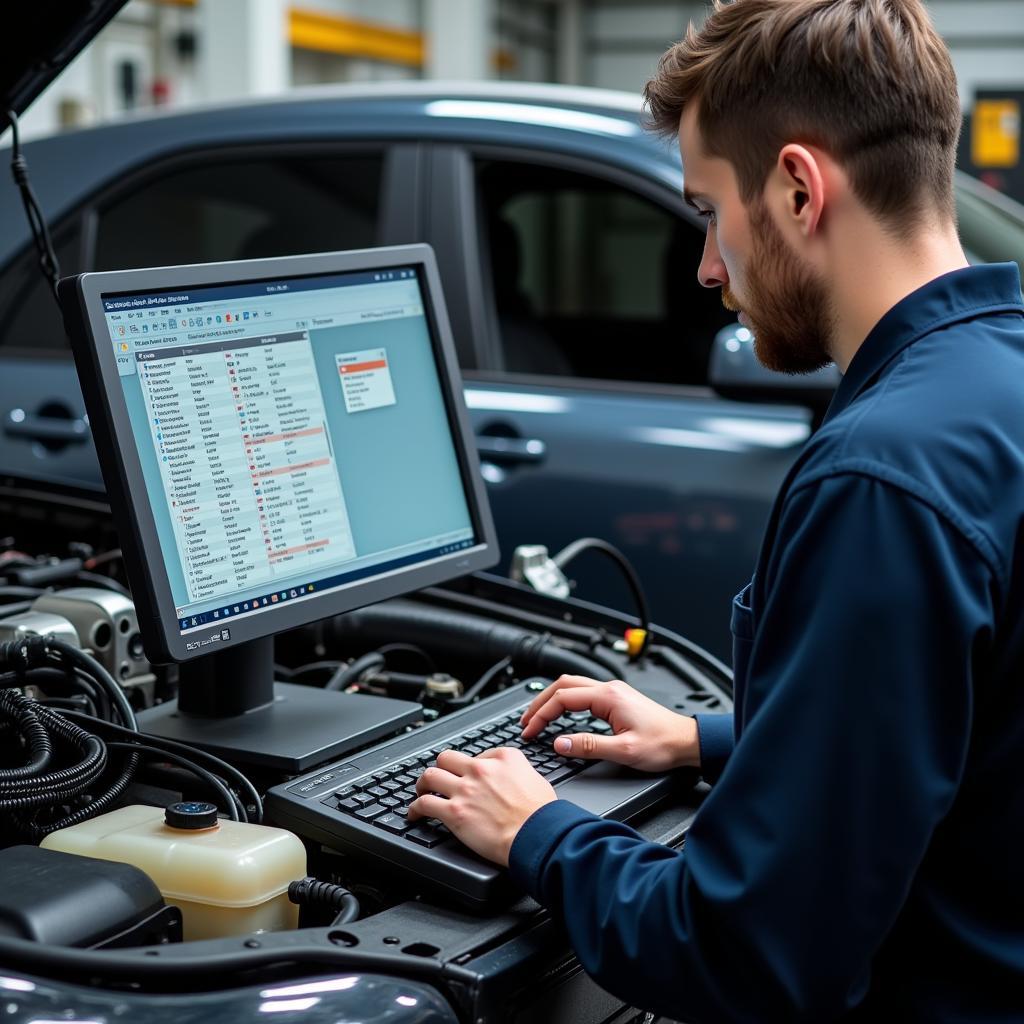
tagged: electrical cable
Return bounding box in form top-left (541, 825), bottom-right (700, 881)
top-left (551, 537), bottom-right (651, 657)
top-left (44, 638), bottom-right (137, 730)
top-left (287, 660), bottom-right (343, 683)
top-left (449, 654), bottom-right (512, 708)
top-left (373, 642), bottom-right (436, 673)
top-left (30, 665), bottom-right (109, 721)
top-left (325, 651), bottom-right (385, 692)
top-left (72, 571), bottom-right (131, 597)
top-left (58, 709), bottom-right (263, 824)
top-left (104, 742), bottom-right (241, 822)
top-left (82, 549), bottom-right (122, 571)
top-left (0, 635), bottom-right (136, 730)
top-left (0, 688), bottom-right (140, 842)
top-left (559, 639), bottom-right (628, 680)
top-left (5, 110), bottom-right (61, 307)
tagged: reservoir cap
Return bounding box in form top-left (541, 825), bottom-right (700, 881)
top-left (165, 801), bottom-right (219, 830)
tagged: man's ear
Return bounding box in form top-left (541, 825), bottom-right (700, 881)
top-left (773, 144), bottom-right (826, 237)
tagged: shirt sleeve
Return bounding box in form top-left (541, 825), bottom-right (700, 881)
top-left (693, 712), bottom-right (734, 783)
top-left (507, 472), bottom-right (993, 1023)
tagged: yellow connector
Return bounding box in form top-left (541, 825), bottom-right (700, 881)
top-left (624, 628), bottom-right (647, 658)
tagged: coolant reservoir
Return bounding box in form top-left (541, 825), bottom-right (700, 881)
top-left (41, 802), bottom-right (306, 940)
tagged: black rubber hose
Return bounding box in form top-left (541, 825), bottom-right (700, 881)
top-left (288, 876), bottom-right (361, 925)
top-left (329, 601), bottom-right (618, 683)
top-left (324, 651), bottom-right (385, 691)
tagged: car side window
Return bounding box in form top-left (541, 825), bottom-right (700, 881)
top-left (476, 159), bottom-right (733, 386)
top-left (94, 152), bottom-right (385, 271)
top-left (0, 225), bottom-right (82, 351)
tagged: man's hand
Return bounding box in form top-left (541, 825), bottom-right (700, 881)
top-left (408, 748), bottom-right (557, 866)
top-left (519, 675), bottom-right (701, 772)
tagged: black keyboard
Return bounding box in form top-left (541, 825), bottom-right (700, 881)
top-left (266, 680), bottom-right (681, 907)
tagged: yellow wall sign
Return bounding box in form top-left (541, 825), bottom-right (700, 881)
top-left (972, 100), bottom-right (1021, 168)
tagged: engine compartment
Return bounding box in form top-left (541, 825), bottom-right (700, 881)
top-left (0, 484), bottom-right (731, 1023)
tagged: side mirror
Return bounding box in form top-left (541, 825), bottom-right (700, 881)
top-left (708, 323), bottom-right (840, 413)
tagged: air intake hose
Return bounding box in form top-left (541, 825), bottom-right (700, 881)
top-left (329, 600), bottom-right (618, 682)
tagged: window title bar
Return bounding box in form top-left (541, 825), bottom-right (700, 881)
top-left (101, 267), bottom-right (420, 313)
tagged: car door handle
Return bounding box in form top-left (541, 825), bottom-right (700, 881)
top-left (4, 411), bottom-right (91, 444)
top-left (475, 436), bottom-right (547, 464)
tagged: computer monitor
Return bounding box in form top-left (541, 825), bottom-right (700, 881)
top-left (60, 245), bottom-right (499, 771)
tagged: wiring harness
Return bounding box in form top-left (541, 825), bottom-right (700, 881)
top-left (0, 634), bottom-right (261, 839)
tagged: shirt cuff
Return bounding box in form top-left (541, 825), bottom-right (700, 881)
top-left (508, 799), bottom-right (602, 898)
top-left (693, 713), bottom-right (735, 785)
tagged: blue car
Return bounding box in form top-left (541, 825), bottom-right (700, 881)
top-left (3, 84), bottom-right (1023, 662)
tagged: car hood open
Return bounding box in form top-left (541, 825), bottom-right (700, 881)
top-left (1, 0), bottom-right (128, 126)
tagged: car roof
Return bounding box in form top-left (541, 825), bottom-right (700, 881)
top-left (0, 82), bottom-right (681, 270)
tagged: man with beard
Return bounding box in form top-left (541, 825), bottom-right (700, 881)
top-left (408, 1), bottom-right (1024, 1019)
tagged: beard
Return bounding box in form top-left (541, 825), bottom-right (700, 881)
top-left (723, 200), bottom-right (834, 374)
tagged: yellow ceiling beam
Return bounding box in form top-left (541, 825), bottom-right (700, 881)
top-left (153, 4), bottom-right (512, 73)
top-left (290, 8), bottom-right (424, 67)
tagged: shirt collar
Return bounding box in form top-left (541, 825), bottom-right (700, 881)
top-left (823, 263), bottom-right (1024, 424)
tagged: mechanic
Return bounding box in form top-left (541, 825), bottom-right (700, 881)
top-left (409, 0), bottom-right (1024, 1019)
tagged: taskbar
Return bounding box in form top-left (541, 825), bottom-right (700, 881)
top-left (176, 536), bottom-right (475, 633)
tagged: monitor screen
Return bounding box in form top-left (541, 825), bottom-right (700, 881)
top-left (63, 246), bottom-right (498, 664)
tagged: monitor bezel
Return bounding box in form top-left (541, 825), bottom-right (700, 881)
top-left (61, 244), bottom-right (499, 664)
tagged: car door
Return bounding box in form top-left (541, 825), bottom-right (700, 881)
top-left (426, 144), bottom-right (811, 662)
top-left (0, 141), bottom-right (407, 497)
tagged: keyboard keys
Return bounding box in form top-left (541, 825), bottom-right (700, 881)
top-left (406, 823), bottom-right (447, 848)
top-left (354, 803), bottom-right (388, 821)
top-left (374, 813), bottom-right (413, 835)
top-left (333, 704), bottom-right (594, 829)
top-left (546, 765), bottom-right (578, 785)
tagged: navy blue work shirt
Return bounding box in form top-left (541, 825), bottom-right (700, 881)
top-left (508, 264), bottom-right (1024, 1021)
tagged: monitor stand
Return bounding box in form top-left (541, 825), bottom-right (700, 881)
top-left (137, 637), bottom-right (423, 773)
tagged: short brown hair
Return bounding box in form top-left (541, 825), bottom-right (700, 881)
top-left (644, 0), bottom-right (962, 229)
